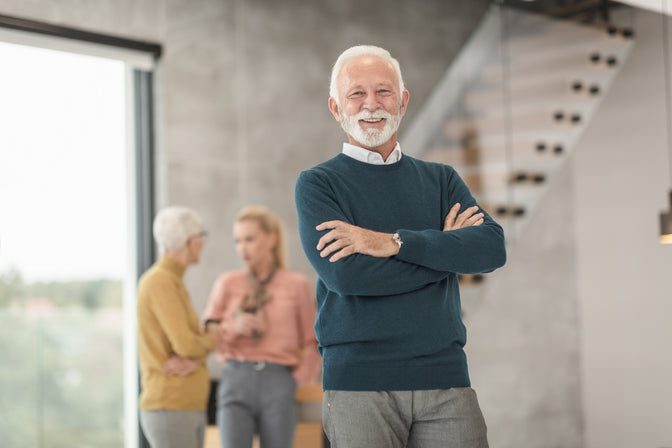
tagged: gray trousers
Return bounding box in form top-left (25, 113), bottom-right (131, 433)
top-left (217, 360), bottom-right (297, 448)
top-left (322, 388), bottom-right (489, 448)
top-left (139, 409), bottom-right (206, 448)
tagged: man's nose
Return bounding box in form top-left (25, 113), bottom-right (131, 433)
top-left (362, 92), bottom-right (380, 110)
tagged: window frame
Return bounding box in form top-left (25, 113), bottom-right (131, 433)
top-left (0, 14), bottom-right (161, 448)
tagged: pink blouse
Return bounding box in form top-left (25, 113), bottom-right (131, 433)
top-left (203, 268), bottom-right (321, 385)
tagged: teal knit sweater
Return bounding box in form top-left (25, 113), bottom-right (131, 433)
top-left (295, 153), bottom-right (506, 391)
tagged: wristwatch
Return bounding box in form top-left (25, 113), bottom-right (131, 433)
top-left (392, 232), bottom-right (403, 249)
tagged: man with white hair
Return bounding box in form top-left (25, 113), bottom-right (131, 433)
top-left (295, 45), bottom-right (507, 447)
top-left (137, 206), bottom-right (222, 448)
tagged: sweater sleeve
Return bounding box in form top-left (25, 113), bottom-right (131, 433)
top-left (202, 272), bottom-right (240, 344)
top-left (202, 273), bottom-right (229, 322)
top-left (148, 277), bottom-right (214, 358)
top-left (295, 169), bottom-right (450, 297)
top-left (396, 167), bottom-right (507, 274)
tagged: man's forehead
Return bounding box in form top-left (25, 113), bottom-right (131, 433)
top-left (339, 56), bottom-right (397, 84)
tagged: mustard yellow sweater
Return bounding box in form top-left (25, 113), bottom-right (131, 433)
top-left (137, 256), bottom-right (215, 411)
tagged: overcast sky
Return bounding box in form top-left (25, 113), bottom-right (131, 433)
top-left (0, 41), bottom-right (128, 282)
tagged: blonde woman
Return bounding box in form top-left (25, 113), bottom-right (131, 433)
top-left (137, 206), bottom-right (222, 448)
top-left (203, 205), bottom-right (320, 448)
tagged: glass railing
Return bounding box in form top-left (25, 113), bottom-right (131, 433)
top-left (0, 281), bottom-right (124, 448)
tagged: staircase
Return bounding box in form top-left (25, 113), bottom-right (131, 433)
top-left (401, 4), bottom-right (634, 315)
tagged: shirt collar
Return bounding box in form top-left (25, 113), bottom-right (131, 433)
top-left (342, 142), bottom-right (402, 165)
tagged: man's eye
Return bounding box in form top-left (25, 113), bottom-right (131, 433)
top-left (348, 91), bottom-right (363, 97)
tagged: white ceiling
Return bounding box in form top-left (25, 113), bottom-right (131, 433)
top-left (616, 0), bottom-right (672, 15)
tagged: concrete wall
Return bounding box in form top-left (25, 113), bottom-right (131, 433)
top-left (467, 163), bottom-right (583, 448)
top-left (466, 8), bottom-right (672, 448)
top-left (571, 9), bottom-right (672, 448)
top-left (0, 0), bottom-right (164, 42)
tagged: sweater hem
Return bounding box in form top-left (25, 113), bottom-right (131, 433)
top-left (322, 363), bottom-right (471, 391)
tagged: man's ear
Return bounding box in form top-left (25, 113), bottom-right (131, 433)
top-left (328, 97), bottom-right (341, 122)
top-left (400, 90), bottom-right (410, 116)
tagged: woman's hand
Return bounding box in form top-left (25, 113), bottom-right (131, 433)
top-left (233, 311), bottom-right (266, 339)
top-left (163, 355), bottom-right (199, 376)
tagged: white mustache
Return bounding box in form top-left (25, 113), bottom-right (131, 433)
top-left (354, 109), bottom-right (392, 120)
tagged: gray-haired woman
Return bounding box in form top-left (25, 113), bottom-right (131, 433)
top-left (137, 206), bottom-right (222, 448)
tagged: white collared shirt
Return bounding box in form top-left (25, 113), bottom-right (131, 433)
top-left (342, 142), bottom-right (402, 165)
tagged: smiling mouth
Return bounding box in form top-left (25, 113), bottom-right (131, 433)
top-left (360, 118), bottom-right (384, 123)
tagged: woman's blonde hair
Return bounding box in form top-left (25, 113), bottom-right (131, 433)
top-left (235, 205), bottom-right (287, 269)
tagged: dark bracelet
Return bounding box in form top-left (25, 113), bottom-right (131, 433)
top-left (204, 318), bottom-right (221, 325)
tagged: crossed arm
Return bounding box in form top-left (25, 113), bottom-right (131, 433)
top-left (316, 203), bottom-right (484, 262)
top-left (162, 322), bottom-right (224, 377)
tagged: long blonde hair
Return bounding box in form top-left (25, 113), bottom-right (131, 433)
top-left (235, 205), bottom-right (287, 269)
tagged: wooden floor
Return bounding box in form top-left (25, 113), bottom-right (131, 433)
top-left (204, 423), bottom-right (323, 448)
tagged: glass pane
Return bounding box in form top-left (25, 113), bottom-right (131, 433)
top-left (0, 41), bottom-right (128, 448)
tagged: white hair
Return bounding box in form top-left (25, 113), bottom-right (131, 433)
top-left (152, 206), bottom-right (203, 254)
top-left (329, 45), bottom-right (405, 106)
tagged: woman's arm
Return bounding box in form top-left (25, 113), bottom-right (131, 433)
top-left (290, 276), bottom-right (321, 386)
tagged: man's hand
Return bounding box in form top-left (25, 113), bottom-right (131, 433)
top-left (443, 203), bottom-right (484, 231)
top-left (163, 355), bottom-right (199, 376)
top-left (316, 220), bottom-right (398, 262)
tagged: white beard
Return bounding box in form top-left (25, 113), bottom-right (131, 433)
top-left (339, 106), bottom-right (402, 148)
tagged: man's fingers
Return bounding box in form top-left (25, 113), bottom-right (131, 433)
top-left (317, 227), bottom-right (348, 250)
top-left (465, 212), bottom-right (484, 226)
top-left (316, 230), bottom-right (335, 251)
top-left (447, 203), bottom-right (461, 219)
top-left (320, 238), bottom-right (349, 259)
top-left (458, 206), bottom-right (480, 221)
top-left (316, 220), bottom-right (357, 261)
top-left (316, 220), bottom-right (344, 232)
top-left (456, 206), bottom-right (480, 225)
top-left (316, 221), bottom-right (347, 250)
top-left (329, 245), bottom-right (354, 262)
top-left (443, 203), bottom-right (461, 231)
top-left (445, 205), bottom-right (484, 231)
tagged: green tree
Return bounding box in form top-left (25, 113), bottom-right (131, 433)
top-left (0, 268), bottom-right (25, 308)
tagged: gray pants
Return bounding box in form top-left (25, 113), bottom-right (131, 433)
top-left (322, 388), bottom-right (489, 448)
top-left (217, 360), bottom-right (297, 448)
top-left (139, 409), bottom-right (206, 448)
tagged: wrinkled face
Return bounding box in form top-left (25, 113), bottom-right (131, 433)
top-left (233, 219), bottom-right (276, 271)
top-left (332, 55), bottom-right (408, 149)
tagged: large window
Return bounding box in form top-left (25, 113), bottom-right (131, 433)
top-left (0, 20), bottom-right (159, 448)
